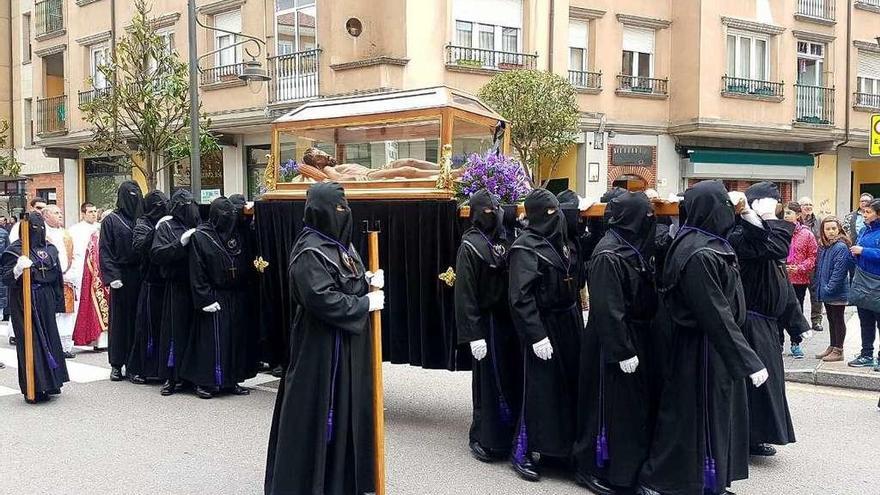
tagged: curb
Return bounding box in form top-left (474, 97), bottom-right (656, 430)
top-left (785, 367), bottom-right (880, 392)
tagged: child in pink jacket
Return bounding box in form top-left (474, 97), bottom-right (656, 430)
top-left (784, 202), bottom-right (818, 358)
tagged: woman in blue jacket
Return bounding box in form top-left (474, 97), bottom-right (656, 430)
top-left (814, 217), bottom-right (853, 362)
top-left (848, 199), bottom-right (880, 371)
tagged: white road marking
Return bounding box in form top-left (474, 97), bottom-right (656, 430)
top-left (0, 348), bottom-right (109, 383)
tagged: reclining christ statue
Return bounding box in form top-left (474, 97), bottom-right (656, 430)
top-left (296, 147), bottom-right (463, 182)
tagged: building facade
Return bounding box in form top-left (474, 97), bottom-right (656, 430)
top-left (0, 0), bottom-right (878, 224)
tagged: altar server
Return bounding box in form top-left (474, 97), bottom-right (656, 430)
top-left (727, 182), bottom-right (807, 457)
top-left (100, 181), bottom-right (144, 381)
top-left (455, 189), bottom-right (522, 463)
top-left (265, 182), bottom-right (384, 495)
top-left (126, 190), bottom-right (169, 384)
top-left (508, 188), bottom-right (584, 482)
top-left (638, 180), bottom-right (767, 495)
top-left (573, 191), bottom-right (658, 495)
top-left (151, 189), bottom-right (200, 395)
top-left (181, 197), bottom-right (253, 399)
top-left (1, 213), bottom-right (69, 403)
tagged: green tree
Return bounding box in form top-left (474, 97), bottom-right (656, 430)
top-left (81, 0), bottom-right (218, 190)
top-left (479, 70), bottom-right (579, 186)
top-left (0, 120), bottom-right (23, 177)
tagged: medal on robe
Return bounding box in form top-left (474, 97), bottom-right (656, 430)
top-left (341, 251), bottom-right (358, 275)
top-left (36, 250), bottom-right (49, 260)
top-left (492, 244), bottom-right (506, 257)
top-left (562, 244), bottom-right (570, 259)
top-left (226, 238), bottom-right (238, 250)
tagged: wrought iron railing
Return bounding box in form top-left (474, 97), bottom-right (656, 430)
top-left (617, 75), bottom-right (668, 95)
top-left (200, 63), bottom-right (247, 86)
top-left (445, 45), bottom-right (538, 71)
top-left (795, 84), bottom-right (834, 124)
top-left (35, 95), bottom-right (67, 135)
top-left (722, 76), bottom-right (784, 98)
top-left (569, 70), bottom-right (601, 90)
top-left (797, 0), bottom-right (835, 20)
top-left (35, 0), bottom-right (64, 36)
top-left (78, 87), bottom-right (113, 108)
top-left (854, 92), bottom-right (880, 109)
top-left (268, 49), bottom-right (321, 103)
top-left (856, 0), bottom-right (880, 7)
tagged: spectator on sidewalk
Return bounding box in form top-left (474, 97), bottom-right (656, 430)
top-left (814, 217), bottom-right (853, 362)
top-left (784, 202), bottom-right (818, 358)
top-left (844, 193), bottom-right (874, 245)
top-left (847, 199), bottom-right (880, 371)
top-left (798, 197), bottom-right (825, 332)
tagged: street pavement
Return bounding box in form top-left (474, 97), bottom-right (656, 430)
top-left (1, 320), bottom-right (879, 495)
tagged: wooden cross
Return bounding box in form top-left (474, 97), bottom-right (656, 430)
top-left (36, 262), bottom-right (49, 276)
top-left (228, 265), bottom-right (237, 280)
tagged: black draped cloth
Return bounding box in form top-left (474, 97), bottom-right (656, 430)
top-left (100, 211), bottom-right (142, 370)
top-left (254, 199), bottom-right (467, 371)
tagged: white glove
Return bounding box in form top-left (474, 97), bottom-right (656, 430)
top-left (741, 209), bottom-right (763, 228)
top-left (728, 191), bottom-right (747, 209)
top-left (245, 201), bottom-right (254, 210)
top-left (532, 337), bottom-right (553, 360)
top-left (470, 339), bottom-right (488, 361)
top-left (202, 302), bottom-right (221, 313)
top-left (156, 215), bottom-right (173, 228)
top-left (800, 329), bottom-right (814, 340)
top-left (577, 196), bottom-right (594, 212)
top-left (12, 256), bottom-right (33, 279)
top-left (619, 356), bottom-right (640, 374)
top-left (366, 269), bottom-right (385, 289)
top-left (750, 368), bottom-right (769, 388)
top-left (367, 290), bottom-right (385, 312)
top-left (109, 280), bottom-right (123, 289)
top-left (667, 193), bottom-right (682, 203)
top-left (180, 228), bottom-right (196, 246)
top-left (751, 198), bottom-right (779, 220)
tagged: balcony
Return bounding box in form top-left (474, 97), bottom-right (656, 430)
top-left (854, 92), bottom-right (880, 111)
top-left (268, 49), bottom-right (321, 104)
top-left (35, 95), bottom-right (68, 136)
top-left (569, 70), bottom-right (602, 93)
top-left (796, 0), bottom-right (835, 23)
top-left (35, 0), bottom-right (64, 39)
top-left (616, 75), bottom-right (668, 98)
top-left (78, 87), bottom-right (112, 108)
top-left (200, 63), bottom-right (247, 87)
top-left (794, 84), bottom-right (834, 125)
top-left (721, 76), bottom-right (784, 101)
top-left (855, 0), bottom-right (880, 13)
top-left (445, 45), bottom-right (538, 74)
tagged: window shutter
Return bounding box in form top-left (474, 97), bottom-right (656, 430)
top-left (622, 26), bottom-right (654, 54)
top-left (453, 0), bottom-right (522, 29)
top-left (214, 9), bottom-right (241, 33)
top-left (569, 20), bottom-right (588, 49)
top-left (858, 52), bottom-right (880, 79)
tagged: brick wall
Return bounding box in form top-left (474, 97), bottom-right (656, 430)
top-left (686, 179), bottom-right (793, 203)
top-left (26, 172), bottom-right (65, 211)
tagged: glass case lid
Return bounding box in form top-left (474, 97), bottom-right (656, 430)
top-left (273, 86), bottom-right (505, 124)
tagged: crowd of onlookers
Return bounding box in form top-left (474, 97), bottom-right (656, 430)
top-left (783, 193), bottom-right (880, 371)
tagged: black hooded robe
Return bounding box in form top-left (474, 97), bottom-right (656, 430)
top-left (100, 181), bottom-right (144, 370)
top-left (455, 190), bottom-right (522, 455)
top-left (181, 198), bottom-right (254, 389)
top-left (1, 213), bottom-right (69, 399)
top-left (573, 192), bottom-right (658, 489)
top-left (126, 190), bottom-right (169, 380)
top-left (508, 189), bottom-right (584, 460)
top-left (639, 181), bottom-right (765, 495)
top-left (728, 212), bottom-right (802, 447)
top-left (230, 194), bottom-right (261, 377)
top-left (151, 189), bottom-right (201, 382)
top-left (265, 182), bottom-right (375, 495)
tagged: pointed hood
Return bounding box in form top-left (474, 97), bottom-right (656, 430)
top-left (142, 190), bottom-right (169, 225)
top-left (116, 180), bottom-right (144, 220)
top-left (524, 188), bottom-right (566, 249)
top-left (170, 189), bottom-right (200, 228)
top-left (303, 182), bottom-right (353, 246)
top-left (208, 197), bottom-right (237, 244)
top-left (607, 191), bottom-right (656, 264)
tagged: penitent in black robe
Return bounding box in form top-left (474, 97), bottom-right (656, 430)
top-left (265, 231), bottom-right (375, 495)
top-left (151, 218), bottom-right (193, 382)
top-left (1, 218), bottom-right (69, 398)
top-left (455, 228), bottom-right (522, 454)
top-left (181, 200), bottom-right (254, 390)
top-left (729, 218), bottom-right (803, 446)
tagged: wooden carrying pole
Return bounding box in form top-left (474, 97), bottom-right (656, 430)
top-left (20, 215), bottom-right (36, 402)
top-left (458, 201), bottom-right (680, 219)
top-left (366, 225), bottom-right (386, 495)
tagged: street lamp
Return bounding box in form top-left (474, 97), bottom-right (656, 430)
top-left (187, 0), bottom-right (269, 202)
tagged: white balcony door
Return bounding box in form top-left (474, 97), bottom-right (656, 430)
top-left (796, 41), bottom-right (827, 120)
top-left (214, 9), bottom-right (241, 68)
top-left (90, 45), bottom-right (109, 89)
top-left (569, 20), bottom-right (588, 72)
top-left (622, 26), bottom-right (654, 88)
top-left (275, 0), bottom-right (317, 101)
top-left (726, 32), bottom-right (769, 81)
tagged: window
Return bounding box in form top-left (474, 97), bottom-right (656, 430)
top-left (726, 32), bottom-right (770, 80)
top-left (452, 0), bottom-right (523, 53)
top-left (214, 10), bottom-right (241, 67)
top-left (569, 20), bottom-right (588, 71)
top-left (622, 27), bottom-right (654, 79)
top-left (36, 188), bottom-right (57, 205)
top-left (22, 13), bottom-right (31, 64)
top-left (148, 28), bottom-right (175, 77)
top-left (90, 45), bottom-right (109, 89)
top-left (84, 157), bottom-right (131, 211)
top-left (23, 98), bottom-right (33, 146)
top-left (455, 21), bottom-right (472, 47)
top-left (276, 0), bottom-right (316, 56)
top-left (797, 40), bottom-right (825, 86)
top-left (857, 51), bottom-right (880, 106)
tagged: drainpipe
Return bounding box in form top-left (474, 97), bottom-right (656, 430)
top-left (834, 0), bottom-right (852, 209)
top-left (8, 0), bottom-right (14, 153)
top-left (547, 0), bottom-right (555, 72)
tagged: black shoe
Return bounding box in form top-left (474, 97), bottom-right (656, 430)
top-left (25, 393), bottom-right (48, 404)
top-left (130, 375), bottom-right (147, 385)
top-left (575, 473), bottom-right (617, 495)
top-left (63, 351), bottom-right (75, 359)
top-left (271, 365), bottom-right (284, 378)
top-left (0, 361), bottom-right (5, 369)
top-left (109, 367), bottom-right (123, 381)
top-left (469, 441), bottom-right (495, 463)
top-left (637, 486), bottom-right (662, 495)
top-left (257, 362), bottom-right (272, 373)
top-left (47, 388), bottom-right (61, 395)
top-left (8, 336), bottom-right (15, 345)
top-left (160, 380), bottom-right (175, 396)
top-left (229, 385), bottom-right (250, 396)
top-left (749, 443), bottom-right (777, 456)
top-left (195, 386), bottom-right (214, 399)
top-left (511, 457), bottom-right (540, 482)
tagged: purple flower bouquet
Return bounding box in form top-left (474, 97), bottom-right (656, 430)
top-left (280, 159), bottom-right (300, 182)
top-left (456, 152), bottom-right (531, 204)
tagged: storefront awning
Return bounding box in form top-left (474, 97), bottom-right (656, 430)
top-left (688, 149), bottom-right (814, 167)
top-left (682, 148), bottom-right (815, 182)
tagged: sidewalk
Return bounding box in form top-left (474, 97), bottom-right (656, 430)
top-left (782, 304), bottom-right (880, 392)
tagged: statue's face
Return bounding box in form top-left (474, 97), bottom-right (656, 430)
top-left (305, 149), bottom-right (338, 169)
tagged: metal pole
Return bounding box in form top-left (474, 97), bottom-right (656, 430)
top-left (187, 0), bottom-right (201, 202)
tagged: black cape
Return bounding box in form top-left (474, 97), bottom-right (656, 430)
top-left (99, 210), bottom-right (141, 369)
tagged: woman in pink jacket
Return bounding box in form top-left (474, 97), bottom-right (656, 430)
top-left (784, 202), bottom-right (818, 358)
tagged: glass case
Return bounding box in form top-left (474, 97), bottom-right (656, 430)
top-left (265, 86), bottom-right (508, 200)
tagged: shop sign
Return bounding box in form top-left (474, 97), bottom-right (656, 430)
top-left (201, 189), bottom-right (221, 204)
top-left (610, 145), bottom-right (654, 166)
top-left (871, 114), bottom-right (880, 157)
